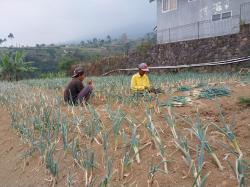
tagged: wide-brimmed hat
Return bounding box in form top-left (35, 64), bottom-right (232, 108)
top-left (138, 63), bottom-right (149, 72)
top-left (72, 67), bottom-right (84, 78)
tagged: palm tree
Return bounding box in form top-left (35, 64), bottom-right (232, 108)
top-left (0, 53), bottom-right (12, 80)
top-left (8, 33), bottom-right (14, 47)
top-left (0, 51), bottom-right (37, 81)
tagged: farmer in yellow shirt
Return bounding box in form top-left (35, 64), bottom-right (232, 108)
top-left (131, 63), bottom-right (151, 92)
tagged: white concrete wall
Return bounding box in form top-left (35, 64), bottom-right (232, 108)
top-left (157, 0), bottom-right (250, 44)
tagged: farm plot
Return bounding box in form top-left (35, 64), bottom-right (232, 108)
top-left (0, 72), bottom-right (250, 187)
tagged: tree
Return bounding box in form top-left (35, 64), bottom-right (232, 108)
top-left (100, 39), bottom-right (105, 47)
top-left (8, 33), bottom-right (14, 46)
top-left (58, 55), bottom-right (76, 73)
top-left (120, 33), bottom-right (128, 44)
top-left (8, 33), bottom-right (14, 39)
top-left (92, 38), bottom-right (98, 47)
top-left (0, 51), bottom-right (36, 81)
top-left (0, 38), bottom-right (7, 46)
top-left (80, 41), bottom-right (85, 46)
top-left (124, 42), bottom-right (130, 55)
top-left (106, 35), bottom-right (112, 44)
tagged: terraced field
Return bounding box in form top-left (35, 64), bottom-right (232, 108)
top-left (0, 72), bottom-right (249, 187)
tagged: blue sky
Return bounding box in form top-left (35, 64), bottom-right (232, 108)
top-left (0, 0), bottom-right (156, 46)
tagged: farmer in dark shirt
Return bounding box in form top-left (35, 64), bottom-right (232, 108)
top-left (64, 67), bottom-right (93, 105)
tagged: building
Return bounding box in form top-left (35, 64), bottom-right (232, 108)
top-left (153, 0), bottom-right (250, 44)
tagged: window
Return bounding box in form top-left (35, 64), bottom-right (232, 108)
top-left (222, 11), bottom-right (232, 19)
top-left (212, 14), bottom-right (221, 21)
top-left (162, 0), bottom-right (177, 12)
top-left (212, 11), bottom-right (232, 21)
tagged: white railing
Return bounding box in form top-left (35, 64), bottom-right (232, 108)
top-left (157, 16), bottom-right (240, 44)
top-left (241, 2), bottom-right (250, 24)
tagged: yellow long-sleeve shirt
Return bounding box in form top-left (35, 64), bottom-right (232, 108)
top-left (130, 73), bottom-right (150, 91)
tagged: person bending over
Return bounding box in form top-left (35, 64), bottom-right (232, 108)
top-left (131, 63), bottom-right (163, 94)
top-left (130, 63), bottom-right (151, 93)
top-left (64, 67), bottom-right (93, 105)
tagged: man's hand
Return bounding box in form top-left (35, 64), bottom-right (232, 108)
top-left (87, 80), bottom-right (93, 90)
top-left (87, 80), bottom-right (92, 85)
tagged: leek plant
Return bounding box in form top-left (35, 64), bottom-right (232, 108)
top-left (45, 143), bottom-right (58, 178)
top-left (175, 137), bottom-right (195, 177)
top-left (79, 148), bottom-right (96, 187)
top-left (164, 108), bottom-right (178, 140)
top-left (66, 172), bottom-right (75, 187)
top-left (99, 157), bottom-right (113, 187)
top-left (71, 137), bottom-right (80, 160)
top-left (192, 141), bottom-right (210, 187)
top-left (212, 122), bottom-right (242, 156)
top-left (226, 155), bottom-right (250, 187)
top-left (101, 131), bottom-right (110, 172)
top-left (130, 126), bottom-right (140, 164)
top-left (212, 108), bottom-right (248, 186)
top-left (147, 160), bottom-right (169, 187)
top-left (105, 106), bottom-right (125, 150)
top-left (120, 131), bottom-right (131, 179)
top-left (191, 116), bottom-right (223, 171)
top-left (83, 104), bottom-right (103, 144)
top-left (146, 108), bottom-right (168, 174)
top-left (212, 107), bottom-right (242, 156)
top-left (61, 120), bottom-right (68, 150)
top-left (173, 124), bottom-right (208, 186)
top-left (101, 131), bottom-right (109, 153)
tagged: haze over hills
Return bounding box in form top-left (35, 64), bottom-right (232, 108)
top-left (0, 0), bottom-right (156, 46)
top-left (70, 22), bottom-right (156, 44)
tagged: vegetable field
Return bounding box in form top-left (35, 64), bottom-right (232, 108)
top-left (0, 72), bottom-right (250, 187)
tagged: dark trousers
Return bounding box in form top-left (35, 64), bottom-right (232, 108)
top-left (77, 85), bottom-right (92, 103)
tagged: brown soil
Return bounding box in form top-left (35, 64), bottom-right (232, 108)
top-left (0, 107), bottom-right (48, 186)
top-left (0, 82), bottom-right (250, 187)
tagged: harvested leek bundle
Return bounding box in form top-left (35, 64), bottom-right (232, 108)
top-left (195, 82), bottom-right (208, 88)
top-left (239, 97), bottom-right (250, 106)
top-left (177, 85), bottom-right (192, 92)
top-left (160, 96), bottom-right (192, 107)
top-left (199, 87), bottom-right (230, 99)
